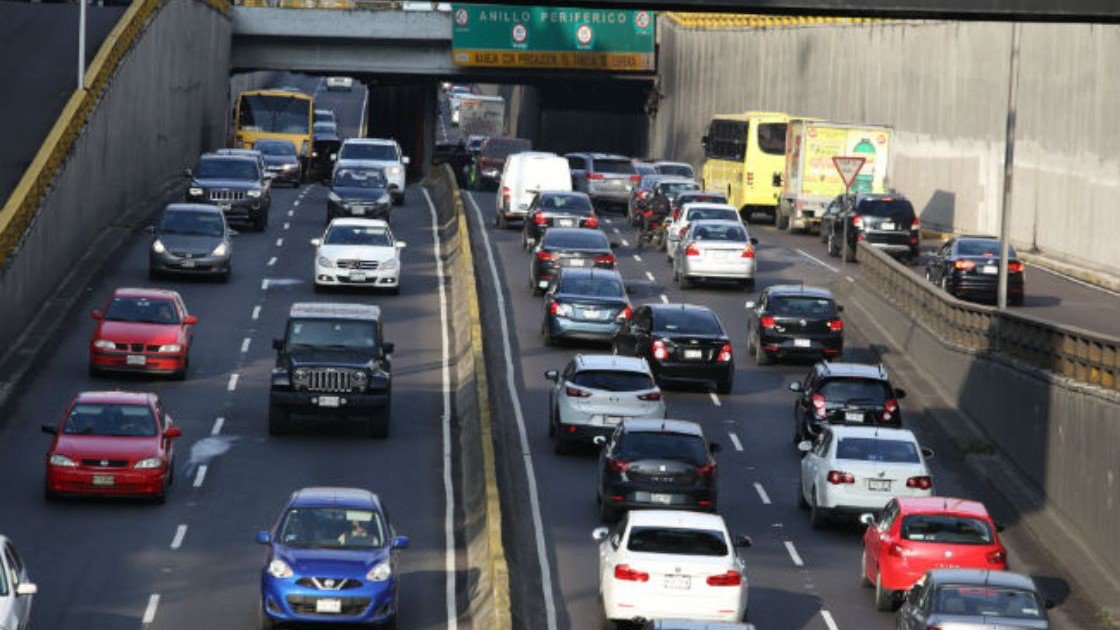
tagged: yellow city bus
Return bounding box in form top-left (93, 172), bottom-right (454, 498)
top-left (700, 111), bottom-right (792, 221)
top-left (233, 89), bottom-right (315, 168)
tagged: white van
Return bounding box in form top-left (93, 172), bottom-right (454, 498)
top-left (495, 152), bottom-right (571, 229)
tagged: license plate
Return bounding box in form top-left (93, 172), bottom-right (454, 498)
top-left (350, 272), bottom-right (367, 282)
top-left (982, 266), bottom-right (998, 275)
top-left (352, 206), bottom-right (367, 215)
top-left (664, 574), bottom-right (691, 590)
top-left (126, 354), bottom-right (146, 366)
top-left (583, 309), bottom-right (601, 319)
top-left (683, 349), bottom-right (703, 359)
top-left (315, 598), bottom-right (342, 614)
top-left (880, 221), bottom-right (896, 230)
top-left (794, 338), bottom-right (811, 348)
top-left (845, 411), bottom-right (865, 422)
top-left (92, 474), bottom-right (115, 486)
top-left (567, 259), bottom-right (586, 267)
top-left (538, 280), bottom-right (549, 288)
top-left (558, 219), bottom-right (574, 227)
top-left (603, 415), bottom-right (624, 425)
top-left (318, 396), bottom-right (340, 408)
top-left (650, 493), bottom-right (673, 505)
top-left (868, 479), bottom-right (892, 492)
top-left (180, 260), bottom-right (196, 268)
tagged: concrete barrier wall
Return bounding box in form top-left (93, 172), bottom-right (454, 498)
top-left (0, 0), bottom-right (231, 351)
top-left (650, 19), bottom-right (1120, 277)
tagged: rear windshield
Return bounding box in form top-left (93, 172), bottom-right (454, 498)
top-left (634, 163), bottom-right (657, 175)
top-left (835, 437), bottom-right (920, 463)
top-left (757, 122), bottom-right (787, 155)
top-left (768, 295), bottom-right (837, 318)
top-left (592, 159), bottom-right (635, 174)
top-left (571, 370), bottom-right (653, 392)
top-left (619, 432), bottom-right (708, 465)
top-left (900, 515), bottom-right (994, 545)
top-left (653, 308), bottom-right (723, 335)
top-left (691, 224), bottom-right (747, 242)
top-left (686, 208), bottom-right (738, 222)
top-left (340, 143), bottom-right (398, 161)
top-left (314, 122), bottom-right (337, 135)
top-left (856, 199), bottom-right (915, 219)
top-left (957, 239), bottom-right (1018, 258)
top-left (196, 158), bottom-right (258, 180)
top-left (314, 110), bottom-right (335, 123)
top-left (558, 274), bottom-right (624, 298)
top-left (538, 194), bottom-right (593, 214)
top-left (933, 586), bottom-right (1044, 619)
top-left (627, 527), bottom-right (728, 556)
top-left (658, 181), bottom-right (700, 196)
top-left (64, 403), bottom-right (157, 437)
top-left (679, 193), bottom-right (728, 206)
top-left (482, 138), bottom-right (531, 158)
top-left (656, 163), bottom-right (694, 178)
top-left (818, 378), bottom-right (891, 405)
top-left (543, 230), bottom-right (608, 250)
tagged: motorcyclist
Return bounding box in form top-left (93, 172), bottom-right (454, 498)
top-left (639, 192), bottom-right (671, 245)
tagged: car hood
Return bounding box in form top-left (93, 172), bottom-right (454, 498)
top-left (96, 320), bottom-right (182, 345)
top-left (286, 348), bottom-right (379, 369)
top-left (54, 435), bottom-right (159, 460)
top-left (157, 233), bottom-right (223, 255)
top-left (331, 186), bottom-right (390, 201)
top-left (318, 245), bottom-right (397, 262)
top-left (275, 545), bottom-right (390, 577)
top-left (263, 155), bottom-right (299, 167)
top-left (192, 178), bottom-right (258, 190)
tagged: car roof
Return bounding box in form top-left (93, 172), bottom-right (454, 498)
top-left (74, 390), bottom-right (154, 405)
top-left (112, 287), bottom-right (180, 300)
top-left (825, 425), bottom-right (917, 442)
top-left (327, 218), bottom-right (390, 229)
top-left (854, 192), bottom-right (908, 202)
top-left (621, 418), bottom-right (704, 436)
top-left (895, 496), bottom-right (992, 518)
top-left (648, 302), bottom-right (716, 317)
top-left (766, 284), bottom-right (834, 299)
top-left (653, 161), bottom-right (692, 167)
top-left (334, 161), bottom-right (388, 171)
top-left (688, 219), bottom-right (745, 228)
top-left (567, 152), bottom-right (629, 160)
top-left (683, 203), bottom-right (738, 213)
top-left (677, 191), bottom-right (726, 198)
top-left (542, 227), bottom-right (608, 242)
top-left (289, 486), bottom-right (382, 511)
top-left (573, 354), bottom-right (651, 373)
top-left (814, 361), bottom-right (888, 380)
top-left (215, 148), bottom-right (261, 157)
top-left (343, 138), bottom-right (396, 146)
top-left (289, 302), bottom-right (381, 321)
top-left (557, 267), bottom-right (620, 281)
top-left (651, 622), bottom-right (756, 630)
top-left (925, 569), bottom-right (1036, 591)
top-left (626, 508), bottom-right (727, 530)
top-left (314, 108), bottom-right (334, 114)
top-left (655, 177), bottom-right (698, 185)
top-left (164, 203), bottom-right (224, 215)
top-left (200, 153), bottom-right (257, 163)
top-left (537, 190), bottom-right (589, 199)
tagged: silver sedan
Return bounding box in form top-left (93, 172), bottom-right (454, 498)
top-left (672, 219), bottom-right (758, 290)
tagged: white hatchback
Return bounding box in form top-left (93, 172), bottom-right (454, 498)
top-left (595, 510), bottom-right (751, 625)
top-left (798, 425), bottom-right (934, 528)
top-left (0, 535), bottom-right (36, 630)
top-left (666, 203), bottom-right (743, 261)
top-left (312, 218), bottom-right (405, 294)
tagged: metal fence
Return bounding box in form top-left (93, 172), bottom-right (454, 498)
top-left (857, 241), bottom-right (1120, 392)
top-left (232, 0), bottom-right (449, 9)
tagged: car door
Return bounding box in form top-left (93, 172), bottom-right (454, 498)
top-left (793, 370), bottom-right (814, 424)
top-left (864, 499), bottom-right (898, 578)
top-left (899, 577), bottom-right (932, 630)
top-left (3, 542), bottom-right (30, 627)
top-left (553, 358), bottom-right (577, 419)
top-left (800, 429), bottom-right (827, 498)
top-left (927, 240), bottom-right (953, 284)
top-left (599, 513), bottom-right (627, 594)
top-left (631, 309), bottom-right (653, 360)
top-left (747, 291), bottom-right (767, 341)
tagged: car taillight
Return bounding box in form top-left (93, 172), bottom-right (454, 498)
top-left (986, 548), bottom-right (1007, 565)
top-left (760, 315), bottom-right (776, 329)
top-left (851, 214), bottom-right (863, 228)
top-left (629, 174), bottom-right (641, 183)
top-left (888, 542), bottom-right (908, 558)
top-left (1008, 261), bottom-right (1024, 273)
top-left (565, 386), bottom-right (591, 398)
top-left (652, 339), bottom-right (669, 361)
top-left (827, 319), bottom-right (844, 331)
top-left (594, 253), bottom-right (616, 265)
top-left (587, 172), bottom-right (604, 180)
top-left (811, 393), bottom-right (827, 418)
top-left (637, 390), bottom-right (662, 401)
top-left (706, 570), bottom-right (741, 586)
top-left (549, 301), bottom-right (573, 317)
top-left (536, 250), bottom-right (557, 261)
top-left (616, 306), bottom-right (633, 320)
top-left (911, 217), bottom-right (921, 230)
top-left (882, 398), bottom-right (899, 421)
top-left (585, 215), bottom-right (599, 228)
top-left (607, 458), bottom-right (631, 473)
top-left (685, 243), bottom-right (700, 257)
top-left (501, 186), bottom-right (510, 201)
top-left (746, 171), bottom-right (754, 185)
top-left (613, 564), bottom-right (648, 582)
top-left (717, 343), bottom-right (733, 362)
top-left (533, 212), bottom-right (547, 225)
top-left (827, 470), bottom-right (855, 484)
top-left (954, 260), bottom-right (976, 270)
top-left (696, 461), bottom-right (716, 477)
top-left (741, 245), bottom-right (755, 259)
top-left (906, 475), bottom-right (932, 490)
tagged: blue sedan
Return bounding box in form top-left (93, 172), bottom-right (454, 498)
top-left (257, 487), bottom-right (409, 628)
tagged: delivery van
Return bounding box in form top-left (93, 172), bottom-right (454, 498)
top-left (701, 111), bottom-right (792, 222)
top-left (496, 152), bottom-right (571, 229)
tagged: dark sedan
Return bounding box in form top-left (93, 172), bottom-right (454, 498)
top-left (612, 303), bottom-right (734, 393)
top-left (327, 166), bottom-right (392, 222)
top-left (595, 418), bottom-right (720, 522)
top-left (254, 139), bottom-right (301, 186)
top-left (184, 153), bottom-right (270, 231)
top-left (746, 285), bottom-right (844, 365)
top-left (149, 204), bottom-right (233, 281)
top-left (522, 191), bottom-right (598, 250)
top-left (541, 268), bottom-right (630, 345)
top-left (924, 236), bottom-right (1025, 305)
top-left (467, 136), bottom-right (532, 190)
top-left (529, 228), bottom-right (616, 296)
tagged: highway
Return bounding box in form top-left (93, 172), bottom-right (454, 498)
top-left (0, 78), bottom-right (457, 629)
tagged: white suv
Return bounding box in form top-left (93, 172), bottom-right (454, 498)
top-left (335, 138), bottom-right (409, 205)
top-left (311, 218), bottom-right (406, 294)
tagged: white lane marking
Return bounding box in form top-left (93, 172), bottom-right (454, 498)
top-left (170, 524), bottom-right (187, 550)
top-left (604, 218), bottom-right (613, 225)
top-left (283, 222), bottom-right (290, 230)
top-left (1031, 262), bottom-right (1120, 297)
top-left (754, 482), bottom-right (772, 505)
top-left (611, 227), bottom-right (620, 234)
top-left (261, 279), bottom-right (269, 290)
top-left (728, 432), bottom-right (743, 452)
top-left (784, 540), bottom-right (805, 567)
top-left (633, 254), bottom-right (642, 262)
top-left (821, 610), bottom-right (840, 630)
top-left (211, 416), bottom-right (225, 436)
top-left (465, 192), bottom-right (558, 630)
top-left (193, 465), bottom-right (208, 488)
top-left (287, 209), bottom-right (294, 217)
top-left (251, 305), bottom-right (261, 320)
top-left (142, 594), bottom-right (160, 624)
top-left (227, 373), bottom-right (239, 392)
top-left (276, 238), bottom-right (284, 247)
top-left (267, 256), bottom-right (277, 267)
top-left (645, 271), bottom-right (655, 282)
top-left (621, 238), bottom-right (630, 247)
top-left (293, 200), bottom-right (300, 207)
top-left (845, 275), bottom-right (855, 282)
top-left (659, 294), bottom-right (669, 303)
top-left (240, 337), bottom-right (251, 353)
top-left (796, 248), bottom-right (840, 273)
top-left (421, 188), bottom-right (459, 630)
top-left (709, 392), bottom-right (721, 406)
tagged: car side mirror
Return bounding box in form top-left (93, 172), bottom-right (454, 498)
top-left (391, 535), bottom-right (410, 549)
top-left (733, 534), bottom-right (752, 548)
top-left (255, 530), bottom-right (271, 545)
top-left (744, 301), bottom-right (756, 310)
top-left (544, 370), bottom-right (559, 382)
top-left (797, 440), bottom-right (813, 453)
top-left (920, 447), bottom-right (935, 460)
top-left (396, 242), bottom-right (407, 249)
top-left (402, 156), bottom-right (411, 165)
top-left (41, 424), bottom-right (57, 435)
top-left (750, 237), bottom-right (758, 245)
top-left (609, 242), bottom-right (620, 249)
top-left (859, 513), bottom-right (876, 526)
top-left (15, 583), bottom-right (37, 597)
top-left (788, 382), bottom-right (802, 392)
top-left (183, 315), bottom-right (198, 325)
top-left (592, 435), bottom-right (607, 447)
top-left (709, 441), bottom-right (722, 453)
top-left (90, 310), bottom-right (102, 320)
top-left (145, 225), bottom-right (156, 235)
top-left (995, 523), bottom-right (1006, 533)
top-left (310, 238), bottom-right (322, 247)
top-left (165, 427), bottom-right (183, 438)
top-left (592, 526), bottom-right (610, 542)
top-left (272, 338), bottom-right (284, 350)
top-left (837, 304), bottom-right (845, 313)
top-left (1045, 599), bottom-right (1055, 609)
top-left (182, 168), bottom-right (192, 178)
top-left (382, 342), bottom-right (395, 356)
top-left (893, 388), bottom-right (907, 399)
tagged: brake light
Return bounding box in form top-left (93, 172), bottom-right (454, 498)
top-left (607, 458), bottom-right (631, 473)
top-left (986, 548), bottom-right (1007, 566)
top-left (888, 542), bottom-right (908, 558)
top-left (760, 315), bottom-right (776, 329)
top-left (637, 390), bottom-right (662, 401)
top-left (585, 215), bottom-right (599, 228)
top-left (587, 172), bottom-right (604, 180)
top-left (882, 398), bottom-right (899, 421)
top-left (717, 343), bottom-right (733, 362)
top-left (533, 212), bottom-right (547, 225)
top-left (565, 386), bottom-right (591, 398)
top-left (629, 174), bottom-right (641, 183)
top-left (685, 243), bottom-right (700, 257)
top-left (652, 339), bottom-right (669, 361)
top-left (594, 253), bottom-right (616, 265)
top-left (741, 245), bottom-right (755, 259)
top-left (536, 250), bottom-right (557, 261)
top-left (827, 319), bottom-right (844, 332)
top-left (906, 475), bottom-right (932, 490)
top-left (827, 470), bottom-right (855, 484)
top-left (501, 186), bottom-right (510, 202)
top-left (616, 306), bottom-right (632, 320)
top-left (613, 564), bottom-right (648, 582)
top-left (549, 301), bottom-right (573, 317)
top-left (911, 217), bottom-right (921, 230)
top-left (696, 461), bottom-right (716, 477)
top-left (1008, 261), bottom-right (1024, 273)
top-left (851, 214), bottom-right (863, 228)
top-left (746, 171), bottom-right (754, 185)
top-left (953, 260), bottom-right (976, 270)
top-left (706, 570), bottom-right (741, 586)
top-left (679, 225), bottom-right (688, 236)
top-left (811, 393), bottom-right (827, 419)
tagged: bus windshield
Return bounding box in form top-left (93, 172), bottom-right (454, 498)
top-left (238, 94), bottom-right (311, 135)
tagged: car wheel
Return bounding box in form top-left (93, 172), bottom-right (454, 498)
top-left (861, 553), bottom-right (873, 588)
top-left (172, 355), bottom-right (189, 381)
top-left (541, 321), bottom-right (555, 347)
top-left (148, 267), bottom-right (161, 281)
top-left (88, 363), bottom-right (101, 378)
top-left (742, 278), bottom-right (755, 291)
top-left (258, 607), bottom-right (277, 630)
top-left (553, 436), bottom-right (571, 455)
top-left (754, 335), bottom-right (772, 366)
top-left (875, 571), bottom-right (897, 611)
top-left (820, 223), bottom-right (829, 243)
top-left (151, 485), bottom-right (167, 505)
top-left (368, 406), bottom-right (390, 439)
top-left (678, 272), bottom-right (694, 290)
top-left (548, 409), bottom-right (557, 437)
top-left (809, 488), bottom-right (828, 529)
top-left (827, 233), bottom-right (839, 257)
top-left (1010, 294), bottom-right (1025, 306)
top-left (44, 485), bottom-right (61, 503)
top-left (218, 269), bottom-right (231, 283)
top-left (380, 614), bottom-right (398, 629)
top-left (253, 211), bottom-right (268, 232)
top-left (940, 276), bottom-right (951, 296)
top-left (776, 212), bottom-right (789, 230)
top-left (497, 213), bottom-right (508, 230)
top-left (268, 404), bottom-right (290, 436)
top-left (716, 379), bottom-right (732, 395)
top-left (797, 480), bottom-right (808, 510)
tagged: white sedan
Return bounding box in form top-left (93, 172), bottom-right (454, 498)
top-left (0, 534), bottom-right (36, 630)
top-left (595, 510), bottom-right (751, 625)
top-left (666, 202), bottom-right (742, 262)
top-left (311, 218), bottom-right (405, 294)
top-left (672, 220), bottom-right (757, 291)
top-left (798, 425), bottom-right (934, 528)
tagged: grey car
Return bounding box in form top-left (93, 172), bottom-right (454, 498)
top-left (898, 569), bottom-right (1052, 630)
top-left (149, 204), bottom-right (234, 282)
top-left (185, 153), bottom-right (271, 231)
top-left (0, 534), bottom-right (36, 630)
top-left (254, 139), bottom-right (302, 186)
top-left (566, 152), bottom-right (638, 210)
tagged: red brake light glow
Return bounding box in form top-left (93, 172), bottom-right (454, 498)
top-left (637, 391), bottom-right (662, 401)
top-left (741, 246), bottom-right (755, 259)
top-left (906, 475), bottom-right (932, 490)
top-left (911, 217), bottom-right (921, 230)
top-left (585, 215), bottom-right (599, 228)
top-left (533, 212), bottom-right (548, 225)
top-left (986, 548), bottom-right (1007, 566)
top-left (811, 393), bottom-right (827, 418)
top-left (685, 243), bottom-right (700, 257)
top-left (565, 386), bottom-right (591, 398)
top-left (696, 461), bottom-right (716, 477)
top-left (706, 570), bottom-right (742, 587)
top-left (594, 253), bottom-right (616, 265)
top-left (827, 318), bottom-right (844, 331)
top-left (607, 458), bottom-right (631, 473)
top-left (760, 315), bottom-right (776, 329)
top-left (613, 564), bottom-right (648, 582)
top-left (616, 306), bottom-right (633, 320)
top-left (851, 214), bottom-right (863, 228)
top-left (629, 174), bottom-right (642, 183)
top-left (587, 172), bottom-right (604, 180)
top-left (827, 470), bottom-right (855, 484)
top-left (954, 260), bottom-right (976, 270)
top-left (536, 250), bottom-right (557, 261)
top-left (882, 398), bottom-right (899, 421)
top-left (652, 339), bottom-right (669, 361)
top-left (717, 343), bottom-right (733, 362)
top-left (501, 186), bottom-right (510, 201)
top-left (1008, 261), bottom-right (1024, 273)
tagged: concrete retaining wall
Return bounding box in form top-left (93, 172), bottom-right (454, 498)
top-left (651, 18), bottom-right (1120, 278)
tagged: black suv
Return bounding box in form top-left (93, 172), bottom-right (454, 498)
top-left (612, 303), bottom-right (734, 393)
top-left (745, 285), bottom-right (844, 365)
top-left (269, 302), bottom-right (394, 438)
top-left (185, 153), bottom-right (271, 231)
top-left (823, 193), bottom-right (919, 264)
top-left (787, 362), bottom-right (907, 444)
top-left (595, 418), bottom-right (720, 522)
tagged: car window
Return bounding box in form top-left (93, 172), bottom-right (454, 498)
top-left (287, 319), bottom-right (378, 350)
top-left (879, 500), bottom-right (899, 530)
top-left (618, 431), bottom-right (708, 465)
top-left (543, 230), bottom-right (608, 250)
top-left (567, 156), bottom-right (586, 170)
top-left (324, 225), bottom-right (392, 247)
top-left (104, 297), bottom-right (180, 324)
top-left (557, 274), bottom-right (624, 297)
top-left (4, 543), bottom-right (23, 578)
top-left (333, 168), bottom-right (387, 189)
top-left (679, 194), bottom-right (728, 206)
top-left (656, 163), bottom-right (694, 178)
top-left (956, 239), bottom-right (1018, 258)
top-left (657, 181), bottom-right (699, 196)
top-left (570, 370), bottom-right (654, 392)
top-left (900, 515), bottom-right (994, 544)
top-left (63, 403), bottom-right (158, 437)
top-left (933, 586), bottom-right (1044, 619)
top-left (313, 122), bottom-right (337, 134)
top-left (652, 308), bottom-right (723, 335)
top-left (835, 437), bottom-right (920, 463)
top-left (538, 194), bottom-right (593, 214)
top-left (756, 122), bottom-right (787, 155)
top-left (768, 296), bottom-right (837, 318)
top-left (254, 140), bottom-right (297, 156)
top-left (627, 526), bottom-right (728, 556)
top-left (855, 199), bottom-right (915, 220)
top-left (0, 547), bottom-right (7, 595)
top-left (592, 158), bottom-right (635, 174)
top-left (340, 143), bottom-right (398, 161)
top-left (196, 158), bottom-right (258, 180)
top-left (161, 210), bottom-right (225, 237)
top-left (818, 378), bottom-right (891, 404)
top-left (691, 224), bottom-right (747, 242)
top-left (278, 507), bottom-right (386, 550)
top-left (687, 208), bottom-right (738, 222)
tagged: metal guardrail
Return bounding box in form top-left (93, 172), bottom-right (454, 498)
top-left (0, 0), bottom-right (228, 267)
top-left (858, 241), bottom-right (1120, 392)
top-left (666, 12), bottom-right (885, 28)
top-left (233, 0), bottom-right (441, 9)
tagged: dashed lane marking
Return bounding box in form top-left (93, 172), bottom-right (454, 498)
top-left (621, 238), bottom-right (630, 247)
top-left (708, 392), bottom-right (721, 406)
top-left (267, 257), bottom-right (277, 267)
top-left (728, 432), bottom-right (743, 452)
top-left (261, 279), bottom-right (269, 291)
top-left (645, 271), bottom-right (655, 282)
top-left (142, 594), bottom-right (160, 624)
top-left (633, 254), bottom-right (642, 262)
top-left (240, 337), bottom-right (251, 353)
top-left (845, 275), bottom-right (855, 282)
top-left (287, 209), bottom-right (294, 217)
top-left (170, 525), bottom-right (187, 550)
top-left (251, 305), bottom-right (261, 320)
top-left (659, 294), bottom-right (669, 303)
top-left (293, 200), bottom-right (300, 207)
top-left (283, 222), bottom-right (290, 230)
top-left (821, 610), bottom-right (840, 630)
top-left (795, 248), bottom-right (840, 273)
top-left (611, 227), bottom-right (620, 234)
top-left (193, 465), bottom-right (208, 488)
top-left (275, 238), bottom-right (284, 247)
top-left (211, 416), bottom-right (224, 436)
top-left (227, 373), bottom-right (239, 392)
top-left (754, 482), bottom-right (772, 505)
top-left (784, 540), bottom-right (805, 567)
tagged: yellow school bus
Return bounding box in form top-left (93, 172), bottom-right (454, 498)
top-left (700, 111), bottom-right (792, 221)
top-left (233, 89), bottom-right (315, 168)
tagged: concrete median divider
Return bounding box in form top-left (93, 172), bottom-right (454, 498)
top-left (423, 164), bottom-right (513, 630)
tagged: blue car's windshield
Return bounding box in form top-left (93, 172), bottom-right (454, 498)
top-left (278, 507), bottom-right (386, 549)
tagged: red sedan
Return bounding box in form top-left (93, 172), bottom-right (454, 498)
top-left (860, 496), bottom-right (1007, 611)
top-left (42, 391), bottom-right (182, 502)
top-left (88, 288), bottom-right (196, 379)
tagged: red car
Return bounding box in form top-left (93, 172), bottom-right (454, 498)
top-left (88, 288), bottom-right (196, 378)
top-left (42, 391), bottom-right (182, 502)
top-left (860, 497), bottom-right (1007, 611)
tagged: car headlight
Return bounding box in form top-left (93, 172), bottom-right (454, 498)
top-left (93, 339), bottom-right (117, 351)
top-left (378, 194), bottom-right (391, 206)
top-left (211, 242), bottom-right (228, 257)
top-left (188, 187), bottom-right (203, 196)
top-left (317, 256), bottom-right (335, 268)
top-left (49, 454), bottom-right (77, 467)
top-left (158, 344), bottom-right (182, 353)
top-left (386, 165), bottom-right (402, 176)
top-left (134, 457), bottom-right (162, 469)
top-left (380, 259), bottom-right (398, 271)
top-left (328, 192), bottom-right (341, 203)
top-left (366, 561), bottom-right (391, 582)
top-left (247, 189), bottom-right (262, 198)
top-left (152, 239), bottom-right (166, 254)
top-left (292, 368), bottom-right (309, 387)
top-left (267, 559), bottom-right (294, 579)
top-left (351, 370), bottom-right (369, 390)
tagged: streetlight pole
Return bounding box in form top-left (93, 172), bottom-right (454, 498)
top-left (78, 0), bottom-right (87, 90)
top-left (997, 22), bottom-right (1022, 310)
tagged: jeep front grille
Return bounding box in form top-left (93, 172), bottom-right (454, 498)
top-left (307, 368), bottom-right (354, 392)
top-left (209, 189), bottom-right (246, 202)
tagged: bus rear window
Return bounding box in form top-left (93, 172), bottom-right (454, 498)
top-left (757, 123), bottom-right (787, 155)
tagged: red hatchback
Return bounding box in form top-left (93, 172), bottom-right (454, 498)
top-left (860, 496), bottom-right (1007, 611)
top-left (88, 288), bottom-right (196, 378)
top-left (42, 391), bottom-right (182, 502)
